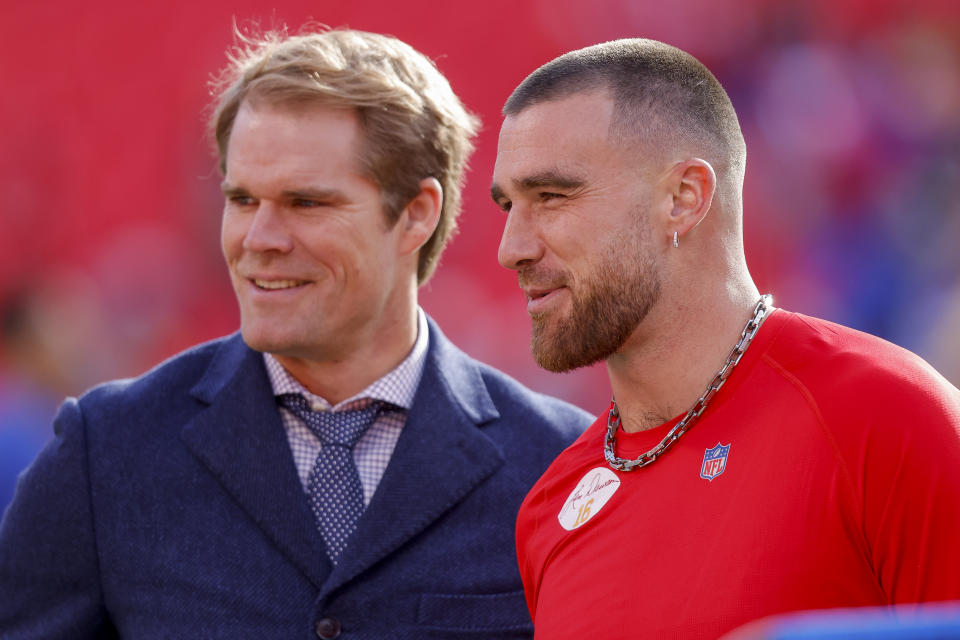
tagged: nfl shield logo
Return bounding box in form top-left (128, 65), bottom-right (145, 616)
top-left (700, 443), bottom-right (730, 481)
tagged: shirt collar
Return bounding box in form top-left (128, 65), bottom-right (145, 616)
top-left (264, 308), bottom-right (430, 412)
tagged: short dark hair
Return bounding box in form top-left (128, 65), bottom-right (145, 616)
top-left (504, 38), bottom-right (745, 180)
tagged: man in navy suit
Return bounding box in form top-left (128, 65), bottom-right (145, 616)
top-left (0, 28), bottom-right (591, 639)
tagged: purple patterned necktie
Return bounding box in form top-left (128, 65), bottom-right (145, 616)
top-left (279, 394), bottom-right (382, 562)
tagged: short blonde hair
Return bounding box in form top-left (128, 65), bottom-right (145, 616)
top-left (210, 27), bottom-right (480, 283)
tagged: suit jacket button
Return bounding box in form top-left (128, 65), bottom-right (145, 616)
top-left (315, 617), bottom-right (342, 639)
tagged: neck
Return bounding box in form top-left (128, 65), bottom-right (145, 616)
top-left (276, 300), bottom-right (420, 406)
top-left (606, 281), bottom-right (760, 433)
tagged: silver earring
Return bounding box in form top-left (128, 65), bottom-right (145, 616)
top-left (673, 231), bottom-right (679, 248)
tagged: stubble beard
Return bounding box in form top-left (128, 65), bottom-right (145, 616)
top-left (525, 231), bottom-right (662, 373)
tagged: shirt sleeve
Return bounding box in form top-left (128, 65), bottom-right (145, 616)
top-left (0, 397), bottom-right (113, 638)
top-left (857, 370), bottom-right (960, 603)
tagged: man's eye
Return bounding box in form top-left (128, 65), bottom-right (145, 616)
top-left (540, 192), bottom-right (564, 201)
top-left (228, 195), bottom-right (255, 206)
top-left (292, 199), bottom-right (327, 208)
top-left (498, 200), bottom-right (512, 212)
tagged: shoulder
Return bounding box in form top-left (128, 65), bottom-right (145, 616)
top-left (478, 360), bottom-right (593, 433)
top-left (424, 316), bottom-right (592, 445)
top-left (75, 334), bottom-right (244, 420)
top-left (760, 309), bottom-right (960, 437)
top-left (765, 310), bottom-right (958, 401)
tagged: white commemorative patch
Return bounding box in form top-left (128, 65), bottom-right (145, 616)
top-left (558, 466), bottom-right (621, 531)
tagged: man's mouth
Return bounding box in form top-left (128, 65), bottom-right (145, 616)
top-left (252, 279), bottom-right (309, 290)
top-left (518, 268), bottom-right (570, 313)
top-left (525, 286), bottom-right (567, 314)
top-left (525, 287), bottom-right (557, 301)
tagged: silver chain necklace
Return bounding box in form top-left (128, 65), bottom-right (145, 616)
top-left (604, 294), bottom-right (773, 472)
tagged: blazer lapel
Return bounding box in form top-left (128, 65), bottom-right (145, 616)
top-left (322, 318), bottom-right (504, 594)
top-left (180, 335), bottom-right (331, 589)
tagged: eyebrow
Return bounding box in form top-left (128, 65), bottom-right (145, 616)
top-left (518, 171), bottom-right (586, 191)
top-left (490, 170), bottom-right (586, 203)
top-left (220, 183), bottom-right (348, 203)
top-left (279, 188), bottom-right (347, 203)
top-left (220, 182), bottom-right (246, 197)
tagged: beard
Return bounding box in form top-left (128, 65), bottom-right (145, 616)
top-left (521, 229), bottom-right (661, 373)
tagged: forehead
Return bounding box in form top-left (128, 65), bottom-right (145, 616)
top-left (494, 91), bottom-right (619, 183)
top-left (225, 100), bottom-right (364, 180)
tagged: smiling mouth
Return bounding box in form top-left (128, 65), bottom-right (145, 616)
top-left (524, 286), bottom-right (568, 315)
top-left (252, 279), bottom-right (309, 290)
top-left (526, 286), bottom-right (563, 301)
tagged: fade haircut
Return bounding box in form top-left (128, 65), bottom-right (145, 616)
top-left (210, 27), bottom-right (480, 284)
top-left (504, 39), bottom-right (746, 198)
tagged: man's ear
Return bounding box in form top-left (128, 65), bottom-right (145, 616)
top-left (398, 177), bottom-right (443, 256)
top-left (667, 158), bottom-right (716, 245)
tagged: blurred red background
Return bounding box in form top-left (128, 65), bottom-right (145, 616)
top-left (2, 0), bottom-right (959, 506)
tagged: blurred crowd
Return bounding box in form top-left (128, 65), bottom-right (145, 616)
top-left (2, 0), bottom-right (958, 513)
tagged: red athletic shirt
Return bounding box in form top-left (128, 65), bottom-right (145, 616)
top-left (516, 309), bottom-right (960, 639)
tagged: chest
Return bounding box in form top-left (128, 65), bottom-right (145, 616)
top-left (522, 408), bottom-right (884, 638)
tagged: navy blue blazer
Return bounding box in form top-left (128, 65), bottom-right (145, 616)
top-left (0, 318), bottom-right (591, 639)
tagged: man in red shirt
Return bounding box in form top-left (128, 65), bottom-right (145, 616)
top-left (491, 38), bottom-right (960, 638)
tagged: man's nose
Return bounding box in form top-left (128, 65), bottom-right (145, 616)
top-left (498, 206), bottom-right (543, 270)
top-left (243, 201), bottom-right (293, 254)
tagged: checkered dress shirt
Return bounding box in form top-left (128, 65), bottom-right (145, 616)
top-left (264, 310), bottom-right (429, 506)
